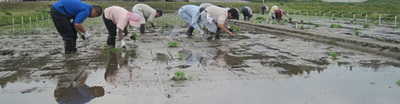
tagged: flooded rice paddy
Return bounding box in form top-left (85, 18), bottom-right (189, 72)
top-left (1, 14), bottom-right (400, 104)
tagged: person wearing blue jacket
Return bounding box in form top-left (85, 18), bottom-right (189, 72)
top-left (178, 5), bottom-right (204, 36)
top-left (54, 72), bottom-right (104, 104)
top-left (50, 0), bottom-right (102, 54)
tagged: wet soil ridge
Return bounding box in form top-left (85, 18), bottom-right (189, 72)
top-left (231, 20), bottom-right (400, 60)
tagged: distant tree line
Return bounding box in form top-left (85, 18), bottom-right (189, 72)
top-left (19, 0), bottom-right (187, 1)
top-left (247, 0), bottom-right (319, 3)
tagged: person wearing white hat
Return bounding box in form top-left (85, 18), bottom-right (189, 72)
top-left (269, 6), bottom-right (278, 20)
top-left (132, 3), bottom-right (163, 33)
top-left (103, 6), bottom-right (141, 48)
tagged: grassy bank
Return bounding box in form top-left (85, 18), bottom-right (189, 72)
top-left (1, 1), bottom-right (399, 26)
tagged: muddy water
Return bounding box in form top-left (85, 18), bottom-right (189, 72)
top-left (1, 25), bottom-right (400, 104)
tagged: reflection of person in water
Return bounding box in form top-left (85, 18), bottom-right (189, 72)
top-left (104, 51), bottom-right (133, 87)
top-left (54, 72), bottom-right (105, 104)
top-left (212, 46), bottom-right (231, 66)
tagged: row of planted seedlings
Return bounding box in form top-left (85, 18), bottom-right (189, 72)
top-left (251, 11), bottom-right (392, 43)
top-left (164, 25), bottom-right (243, 81)
top-left (245, 15), bottom-right (345, 60)
top-left (246, 16), bottom-right (354, 61)
top-left (0, 14), bottom-right (55, 35)
top-left (291, 10), bottom-right (399, 28)
top-left (292, 18), bottom-right (387, 42)
top-left (293, 13), bottom-right (390, 42)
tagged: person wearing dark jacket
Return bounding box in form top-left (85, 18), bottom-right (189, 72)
top-left (50, 0), bottom-right (102, 54)
top-left (261, 5), bottom-right (268, 15)
top-left (241, 6), bottom-right (253, 21)
top-left (54, 72), bottom-right (104, 104)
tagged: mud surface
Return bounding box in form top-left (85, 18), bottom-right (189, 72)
top-left (1, 15), bottom-right (400, 104)
top-left (262, 14), bottom-right (400, 44)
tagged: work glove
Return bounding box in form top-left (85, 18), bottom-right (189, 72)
top-left (130, 36), bottom-right (136, 41)
top-left (121, 40), bottom-right (126, 48)
top-left (151, 23), bottom-right (155, 28)
top-left (198, 30), bottom-right (204, 35)
top-left (81, 31), bottom-right (91, 40)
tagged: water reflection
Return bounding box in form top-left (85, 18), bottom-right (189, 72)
top-left (104, 50), bottom-right (135, 87)
top-left (152, 53), bottom-right (171, 63)
top-left (54, 71), bottom-right (104, 104)
top-left (0, 56), bottom-right (50, 88)
top-left (271, 62), bottom-right (325, 76)
top-left (179, 50), bottom-right (201, 65)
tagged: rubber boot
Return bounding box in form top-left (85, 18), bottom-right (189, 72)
top-left (186, 26), bottom-right (194, 36)
top-left (215, 28), bottom-right (221, 40)
top-left (107, 36), bottom-right (116, 48)
top-left (140, 24), bottom-right (146, 33)
top-left (207, 32), bottom-right (215, 40)
top-left (64, 41), bottom-right (77, 54)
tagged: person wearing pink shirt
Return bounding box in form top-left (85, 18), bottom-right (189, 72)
top-left (103, 6), bottom-right (141, 48)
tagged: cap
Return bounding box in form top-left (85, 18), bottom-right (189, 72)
top-left (229, 8), bottom-right (239, 20)
top-left (127, 12), bottom-right (141, 28)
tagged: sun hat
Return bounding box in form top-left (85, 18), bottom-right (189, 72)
top-left (127, 12), bottom-right (141, 28)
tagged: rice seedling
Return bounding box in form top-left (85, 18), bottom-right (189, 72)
top-left (279, 21), bottom-right (285, 25)
top-left (255, 16), bottom-right (266, 20)
top-left (331, 52), bottom-right (339, 59)
top-left (330, 24), bottom-right (343, 28)
top-left (355, 28), bottom-right (360, 36)
top-left (174, 71), bottom-right (186, 80)
top-left (336, 24), bottom-right (343, 28)
top-left (103, 44), bottom-right (109, 50)
top-left (111, 47), bottom-right (121, 53)
top-left (178, 53), bottom-right (184, 60)
top-left (168, 41), bottom-right (180, 47)
top-left (330, 24), bottom-right (336, 28)
top-left (355, 30), bottom-right (360, 36)
top-left (363, 23), bottom-right (370, 28)
top-left (229, 25), bottom-right (241, 33)
top-left (379, 38), bottom-right (385, 42)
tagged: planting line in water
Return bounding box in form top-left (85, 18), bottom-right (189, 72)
top-left (149, 49), bottom-right (165, 93)
top-left (227, 67), bottom-right (245, 80)
top-left (152, 62), bottom-right (165, 93)
top-left (189, 40), bottom-right (218, 81)
top-left (231, 20), bottom-right (400, 60)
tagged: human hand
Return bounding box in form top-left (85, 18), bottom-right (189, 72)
top-left (81, 31), bottom-right (91, 40)
top-left (198, 30), bottom-right (204, 35)
top-left (151, 22), bottom-right (155, 28)
top-left (228, 32), bottom-right (234, 37)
